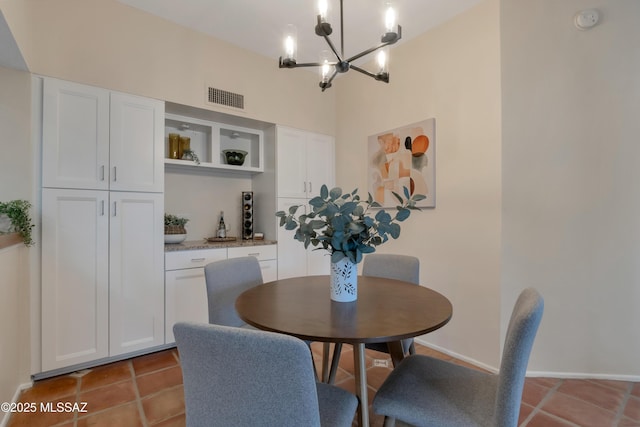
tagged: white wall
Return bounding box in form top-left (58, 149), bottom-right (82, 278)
top-left (501, 0), bottom-right (640, 377)
top-left (0, 0), bottom-right (336, 136)
top-left (0, 65), bottom-right (32, 417)
top-left (335, 0), bottom-right (503, 368)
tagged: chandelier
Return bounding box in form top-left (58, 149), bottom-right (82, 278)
top-left (279, 0), bottom-right (402, 92)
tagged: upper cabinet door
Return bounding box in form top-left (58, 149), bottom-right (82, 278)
top-left (42, 78), bottom-right (110, 190)
top-left (110, 92), bottom-right (164, 193)
top-left (276, 126), bottom-right (308, 199)
top-left (306, 133), bottom-right (335, 197)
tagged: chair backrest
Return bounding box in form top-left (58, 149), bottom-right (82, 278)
top-left (204, 256), bottom-right (263, 327)
top-left (494, 288), bottom-right (544, 427)
top-left (362, 254), bottom-right (420, 285)
top-left (174, 322), bottom-right (322, 427)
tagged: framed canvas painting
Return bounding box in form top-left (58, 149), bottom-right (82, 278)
top-left (368, 118), bottom-right (435, 208)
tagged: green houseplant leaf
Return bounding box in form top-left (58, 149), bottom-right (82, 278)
top-left (0, 200), bottom-right (35, 247)
top-left (276, 185), bottom-right (423, 264)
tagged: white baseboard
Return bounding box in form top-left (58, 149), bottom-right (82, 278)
top-left (414, 337), bottom-right (499, 374)
top-left (414, 338), bottom-right (640, 382)
top-left (1, 381), bottom-right (34, 427)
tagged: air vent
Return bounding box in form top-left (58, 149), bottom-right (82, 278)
top-left (207, 87), bottom-right (244, 110)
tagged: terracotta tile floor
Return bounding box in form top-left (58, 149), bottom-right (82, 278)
top-left (7, 342), bottom-right (640, 427)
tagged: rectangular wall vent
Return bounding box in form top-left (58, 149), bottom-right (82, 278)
top-left (207, 87), bottom-right (244, 110)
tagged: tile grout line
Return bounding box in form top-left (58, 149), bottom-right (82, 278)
top-left (129, 360), bottom-right (149, 427)
top-left (520, 378), bottom-right (567, 426)
top-left (612, 382), bottom-right (633, 426)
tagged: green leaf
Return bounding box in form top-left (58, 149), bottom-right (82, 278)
top-left (331, 251), bottom-right (345, 263)
top-left (275, 211), bottom-right (285, 217)
top-left (320, 184), bottom-right (329, 199)
top-left (412, 194), bottom-right (427, 201)
top-left (288, 205), bottom-right (300, 214)
top-left (309, 220), bottom-right (326, 229)
top-left (389, 223), bottom-right (401, 239)
top-left (395, 208), bottom-right (410, 222)
top-left (375, 210), bottom-right (392, 223)
top-left (392, 191), bottom-right (403, 204)
top-left (403, 186), bottom-right (411, 199)
top-left (329, 187), bottom-right (342, 200)
top-left (309, 197), bottom-right (325, 208)
top-left (284, 220), bottom-right (298, 230)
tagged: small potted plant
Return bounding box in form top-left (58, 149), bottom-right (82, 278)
top-left (164, 213), bottom-right (189, 244)
top-left (276, 185), bottom-right (424, 302)
top-left (0, 199), bottom-right (35, 247)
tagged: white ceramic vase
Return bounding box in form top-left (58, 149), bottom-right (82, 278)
top-left (330, 257), bottom-right (358, 302)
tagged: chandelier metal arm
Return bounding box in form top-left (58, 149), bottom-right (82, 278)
top-left (345, 25), bottom-right (402, 64)
top-left (280, 0), bottom-right (400, 91)
top-left (321, 32), bottom-right (344, 63)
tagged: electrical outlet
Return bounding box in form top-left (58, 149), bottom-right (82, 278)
top-left (373, 359), bottom-right (390, 368)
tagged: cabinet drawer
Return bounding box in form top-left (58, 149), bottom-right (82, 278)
top-left (228, 245), bottom-right (277, 261)
top-left (165, 248), bottom-right (227, 270)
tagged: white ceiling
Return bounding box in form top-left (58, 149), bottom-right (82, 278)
top-left (117, 0), bottom-right (482, 65)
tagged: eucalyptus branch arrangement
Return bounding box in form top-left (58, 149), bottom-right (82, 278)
top-left (0, 199), bottom-right (35, 247)
top-left (276, 185), bottom-right (424, 264)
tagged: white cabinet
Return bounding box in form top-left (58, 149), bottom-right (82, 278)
top-left (40, 77), bottom-right (165, 372)
top-left (228, 244), bottom-right (278, 283)
top-left (109, 192), bottom-right (165, 356)
top-left (42, 78), bottom-right (164, 192)
top-left (42, 79), bottom-right (110, 190)
top-left (276, 126), bottom-right (334, 198)
top-left (41, 189), bottom-right (109, 370)
top-left (164, 244), bottom-right (276, 343)
top-left (164, 249), bottom-right (226, 344)
top-left (109, 92), bottom-right (164, 192)
top-left (275, 126), bottom-right (335, 279)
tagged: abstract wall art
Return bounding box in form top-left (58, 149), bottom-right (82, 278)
top-left (368, 118), bottom-right (435, 208)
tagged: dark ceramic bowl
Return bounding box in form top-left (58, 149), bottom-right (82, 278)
top-left (223, 149), bottom-right (248, 166)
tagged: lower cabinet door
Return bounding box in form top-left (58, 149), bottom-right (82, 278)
top-left (165, 268), bottom-right (209, 343)
top-left (109, 191), bottom-right (165, 356)
top-left (41, 189), bottom-right (109, 371)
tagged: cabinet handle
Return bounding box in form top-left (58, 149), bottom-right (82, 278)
top-left (303, 182), bottom-right (307, 193)
top-left (175, 273), bottom-right (203, 280)
top-left (248, 252), bottom-right (260, 257)
top-left (101, 200), bottom-right (105, 216)
top-left (113, 201), bottom-right (117, 217)
top-left (113, 166), bottom-right (117, 182)
top-left (309, 182), bottom-right (312, 193)
top-left (100, 165), bottom-right (105, 181)
top-left (191, 258), bottom-right (206, 262)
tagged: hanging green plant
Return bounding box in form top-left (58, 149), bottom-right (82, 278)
top-left (0, 199), bottom-right (35, 247)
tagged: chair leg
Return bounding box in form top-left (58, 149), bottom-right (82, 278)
top-left (383, 416), bottom-right (396, 427)
top-left (408, 341), bottom-right (416, 355)
top-left (321, 343), bottom-right (331, 382)
top-left (327, 342), bottom-right (342, 384)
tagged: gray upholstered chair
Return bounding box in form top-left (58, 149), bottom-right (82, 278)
top-left (372, 287), bottom-right (544, 427)
top-left (204, 256), bottom-right (319, 377)
top-left (324, 254), bottom-right (420, 383)
top-left (174, 321), bottom-right (359, 427)
top-left (204, 256), bottom-right (263, 328)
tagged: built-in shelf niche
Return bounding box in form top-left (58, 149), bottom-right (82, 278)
top-left (164, 113), bottom-right (264, 173)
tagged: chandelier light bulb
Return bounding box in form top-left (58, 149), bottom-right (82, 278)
top-left (283, 24), bottom-right (297, 61)
top-left (377, 50), bottom-right (387, 72)
top-left (318, 0), bottom-right (329, 22)
top-left (385, 4), bottom-right (397, 32)
top-left (285, 36), bottom-right (295, 58)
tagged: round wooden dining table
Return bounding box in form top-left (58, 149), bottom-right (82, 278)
top-left (235, 275), bottom-right (453, 427)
